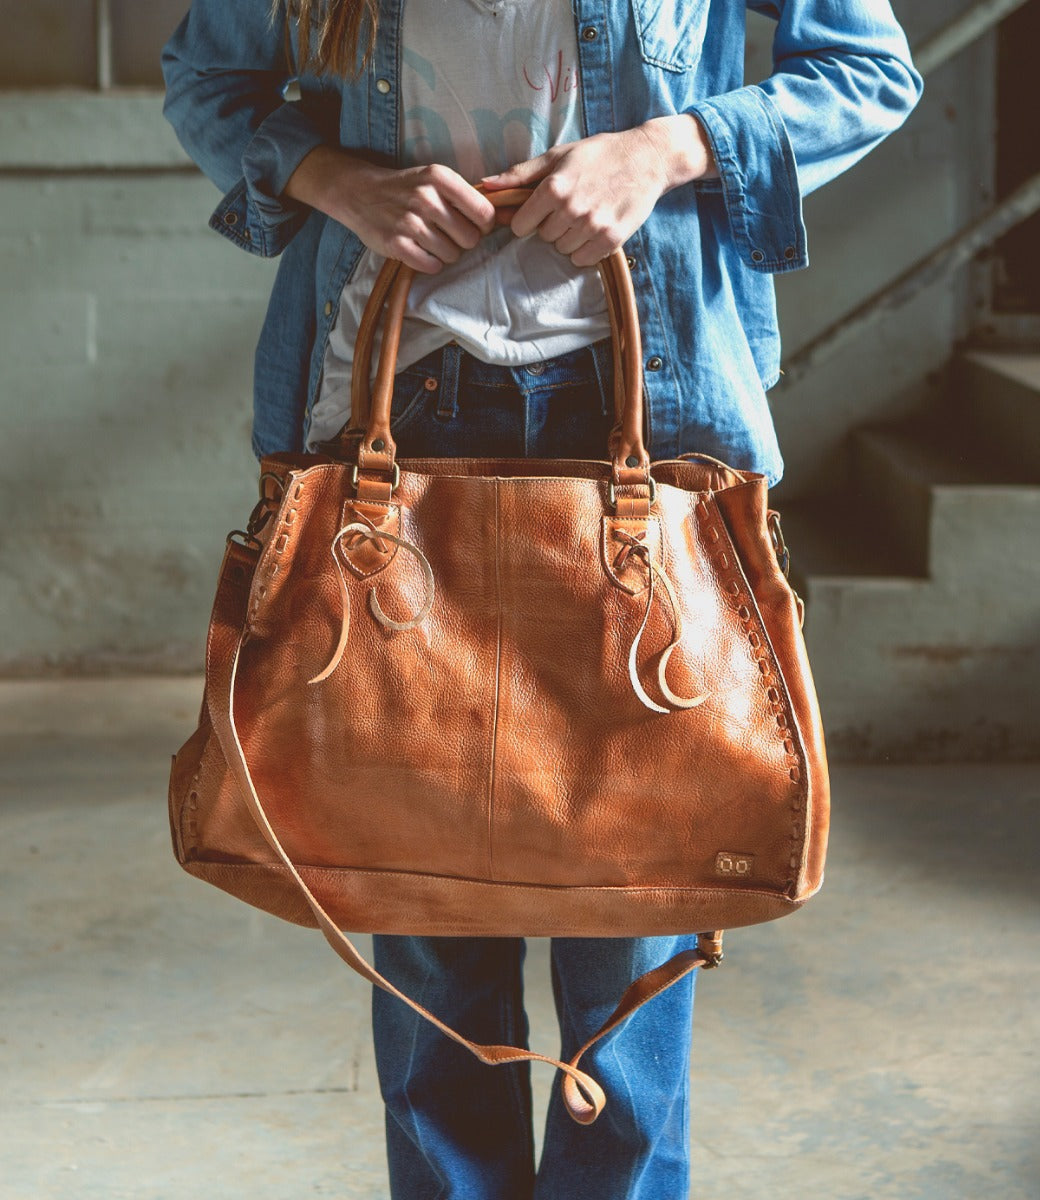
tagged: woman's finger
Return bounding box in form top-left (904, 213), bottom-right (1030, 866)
top-left (535, 205), bottom-right (583, 245)
top-left (509, 183), bottom-right (563, 240)
top-left (393, 240), bottom-right (448, 275)
top-left (569, 233), bottom-right (616, 268)
top-left (429, 168), bottom-right (497, 235)
top-left (425, 195), bottom-right (489, 252)
top-left (386, 220), bottom-right (455, 273)
top-left (479, 149), bottom-right (553, 193)
top-left (552, 225), bottom-right (589, 257)
top-left (413, 221), bottom-right (464, 265)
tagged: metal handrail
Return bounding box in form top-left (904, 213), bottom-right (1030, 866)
top-left (779, 0), bottom-right (1036, 385)
top-left (95, 0), bottom-right (112, 91)
top-left (780, 173), bottom-right (1040, 387)
top-left (915, 0), bottom-right (1031, 76)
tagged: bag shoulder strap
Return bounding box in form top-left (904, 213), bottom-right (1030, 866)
top-left (206, 540), bottom-right (721, 1125)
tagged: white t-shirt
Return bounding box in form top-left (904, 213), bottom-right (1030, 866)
top-left (307, 0), bottom-right (611, 450)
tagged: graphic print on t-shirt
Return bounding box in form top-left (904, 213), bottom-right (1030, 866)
top-left (401, 33), bottom-right (583, 180)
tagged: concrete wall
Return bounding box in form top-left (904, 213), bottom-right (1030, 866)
top-left (0, 96), bottom-right (267, 674)
top-left (0, 2), bottom-right (994, 674)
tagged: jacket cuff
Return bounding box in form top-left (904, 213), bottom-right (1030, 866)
top-left (209, 102), bottom-right (328, 258)
top-left (689, 85), bottom-right (808, 275)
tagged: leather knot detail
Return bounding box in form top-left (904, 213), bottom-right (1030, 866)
top-left (338, 501), bottom-right (400, 578)
top-left (309, 520), bottom-right (435, 685)
top-left (612, 528), bottom-right (648, 574)
top-left (343, 521), bottom-right (390, 556)
top-left (613, 529), bottom-right (709, 715)
top-left (602, 516), bottom-right (660, 595)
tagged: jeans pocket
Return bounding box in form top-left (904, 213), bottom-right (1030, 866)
top-left (388, 371), bottom-right (433, 438)
top-left (630, 0), bottom-right (710, 72)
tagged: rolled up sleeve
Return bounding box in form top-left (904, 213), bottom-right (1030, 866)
top-left (689, 0), bottom-right (923, 274)
top-left (161, 0), bottom-right (333, 258)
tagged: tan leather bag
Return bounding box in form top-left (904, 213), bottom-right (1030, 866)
top-left (169, 190), bottom-right (830, 1124)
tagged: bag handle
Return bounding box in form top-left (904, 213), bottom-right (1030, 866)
top-left (206, 538), bottom-right (722, 1126)
top-left (344, 223), bottom-right (633, 436)
top-left (343, 188), bottom-right (656, 509)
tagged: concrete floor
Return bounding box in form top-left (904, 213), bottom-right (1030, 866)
top-left (1, 679), bottom-right (1037, 1200)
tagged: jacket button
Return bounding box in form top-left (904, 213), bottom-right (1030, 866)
top-left (625, 255), bottom-right (637, 270)
top-left (784, 245), bottom-right (797, 260)
top-left (581, 26), bottom-right (598, 40)
top-left (646, 356), bottom-right (663, 371)
top-left (222, 211), bottom-right (238, 226)
top-left (324, 301), bottom-right (334, 316)
top-left (751, 249), bottom-right (765, 263)
top-left (376, 78), bottom-right (392, 94)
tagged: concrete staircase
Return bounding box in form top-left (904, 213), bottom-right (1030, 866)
top-left (779, 350), bottom-right (1040, 761)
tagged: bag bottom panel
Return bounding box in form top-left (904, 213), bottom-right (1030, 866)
top-left (180, 858), bottom-right (814, 937)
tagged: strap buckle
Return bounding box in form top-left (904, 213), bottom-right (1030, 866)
top-left (607, 475), bottom-right (656, 510)
top-left (352, 461), bottom-right (400, 493)
top-left (767, 510), bottom-right (791, 578)
top-left (697, 931), bottom-right (725, 968)
top-left (226, 529), bottom-right (262, 551)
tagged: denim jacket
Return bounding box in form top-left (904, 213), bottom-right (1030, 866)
top-left (161, 0), bottom-right (921, 483)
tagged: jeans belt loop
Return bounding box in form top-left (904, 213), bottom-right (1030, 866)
top-left (436, 341), bottom-right (462, 420)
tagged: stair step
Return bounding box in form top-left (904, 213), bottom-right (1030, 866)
top-left (764, 354), bottom-right (1040, 761)
top-left (958, 350), bottom-right (1040, 481)
top-left (852, 425), bottom-right (1039, 578)
top-left (801, 569), bottom-right (1040, 761)
top-left (775, 495), bottom-right (919, 592)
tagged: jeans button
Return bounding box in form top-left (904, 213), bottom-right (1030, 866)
top-left (526, 362), bottom-right (546, 376)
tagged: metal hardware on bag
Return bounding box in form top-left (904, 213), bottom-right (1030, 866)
top-left (242, 473), bottom-right (287, 540)
top-left (245, 496), bottom-right (275, 538)
top-left (697, 932), bottom-right (725, 969)
top-left (351, 461), bottom-right (400, 493)
top-left (607, 475), bottom-right (656, 510)
top-left (768, 511), bottom-right (791, 578)
top-left (226, 529), bottom-right (262, 551)
top-left (258, 471), bottom-right (286, 500)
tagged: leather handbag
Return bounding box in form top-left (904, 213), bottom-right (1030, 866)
top-left (169, 189), bottom-right (830, 1124)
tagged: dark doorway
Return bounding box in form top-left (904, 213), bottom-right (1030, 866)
top-left (992, 2), bottom-right (1040, 313)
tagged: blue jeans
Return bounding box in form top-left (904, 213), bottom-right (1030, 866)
top-left (371, 339), bottom-right (699, 1200)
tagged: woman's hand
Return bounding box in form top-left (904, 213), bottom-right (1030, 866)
top-left (480, 116), bottom-right (718, 267)
top-left (284, 147), bottom-right (496, 274)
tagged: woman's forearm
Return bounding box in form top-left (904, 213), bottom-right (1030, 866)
top-left (282, 144), bottom-right (364, 215)
top-left (638, 115), bottom-right (720, 190)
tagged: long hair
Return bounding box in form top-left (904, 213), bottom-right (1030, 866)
top-left (271, 0), bottom-right (379, 80)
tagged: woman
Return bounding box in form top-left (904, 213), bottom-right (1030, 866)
top-left (161, 1), bottom-right (921, 1195)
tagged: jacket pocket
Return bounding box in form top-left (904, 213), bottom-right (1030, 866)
top-left (630, 0), bottom-right (710, 73)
